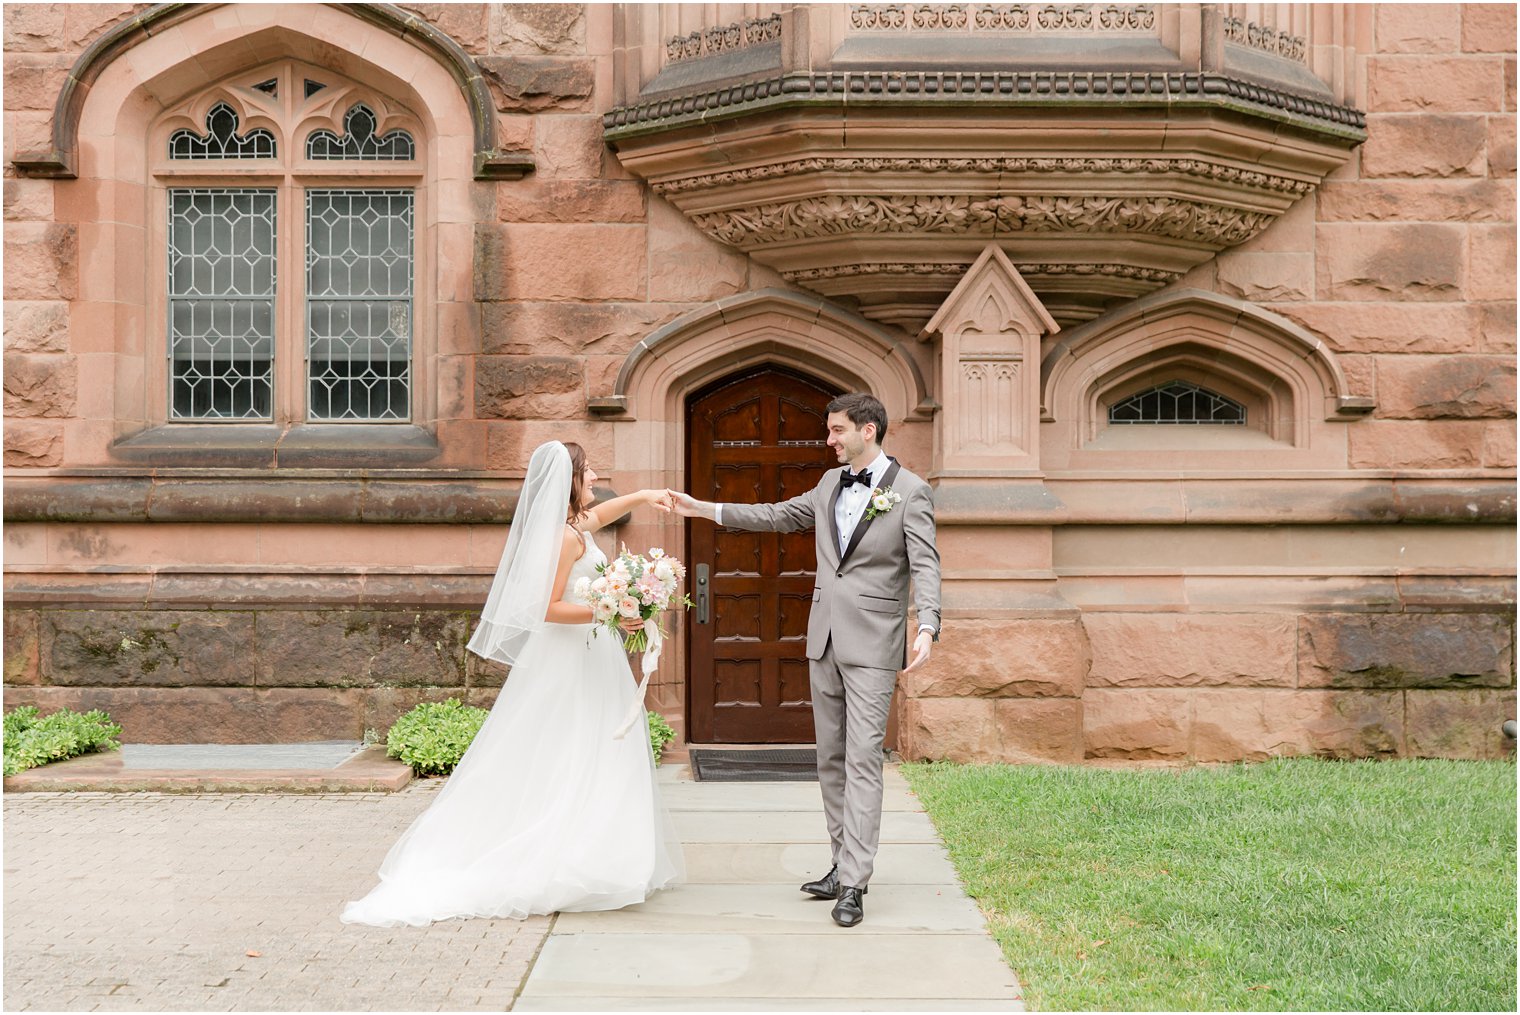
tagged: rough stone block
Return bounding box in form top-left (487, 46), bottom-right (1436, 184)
top-left (1376, 354), bottom-right (1517, 418)
top-left (1082, 688), bottom-right (1190, 759)
top-left (1483, 420), bottom-right (1517, 467)
top-left (478, 56), bottom-right (594, 112)
top-left (1316, 179), bottom-right (1515, 222)
top-left (401, 3), bottom-right (487, 53)
top-left (4, 5), bottom-right (133, 53)
top-left (1084, 613), bottom-right (1296, 688)
top-left (1360, 115), bottom-right (1487, 178)
top-left (3, 420), bottom-right (62, 467)
top-left (484, 419), bottom-right (613, 471)
top-left (1192, 689), bottom-right (1404, 762)
top-left (1469, 223), bottom-right (1517, 301)
top-left (497, 178), bottom-right (645, 223)
top-left (1274, 302), bottom-right (1481, 354)
top-left (991, 698), bottom-right (1083, 764)
top-left (1215, 252), bottom-right (1313, 302)
top-left (1463, 4), bottom-right (1518, 52)
top-left (254, 611), bottom-right (377, 687)
top-left (3, 353), bottom-right (76, 417)
top-left (481, 301), bottom-right (691, 357)
top-left (1298, 613), bottom-right (1514, 688)
top-left (5, 610), bottom-right (40, 685)
top-left (4, 179), bottom-right (54, 221)
top-left (475, 223), bottom-right (646, 302)
top-left (901, 617), bottom-right (1087, 698)
top-left (533, 114), bottom-right (609, 179)
top-left (2, 56), bottom-right (69, 110)
top-left (647, 197), bottom-right (750, 302)
top-left (897, 697), bottom-right (997, 762)
top-left (3, 301), bottom-right (68, 352)
top-left (3, 223), bottom-right (78, 300)
top-left (0, 687), bottom-right (365, 743)
top-left (1479, 301), bottom-right (1517, 353)
top-left (1316, 223), bottom-right (1465, 302)
top-left (1407, 688), bottom-right (1518, 758)
top-left (1489, 115), bottom-right (1517, 177)
top-left (1368, 55), bottom-right (1508, 113)
top-left (41, 610), bottom-right (259, 688)
top-left (492, 3), bottom-right (586, 55)
top-left (475, 354), bottom-right (585, 419)
top-left (1375, 4), bottom-right (1460, 54)
top-left (369, 612), bottom-right (471, 686)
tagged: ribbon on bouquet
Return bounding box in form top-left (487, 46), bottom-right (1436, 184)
top-left (611, 616), bottom-right (663, 739)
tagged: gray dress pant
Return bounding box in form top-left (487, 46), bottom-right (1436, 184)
top-left (811, 638), bottom-right (898, 888)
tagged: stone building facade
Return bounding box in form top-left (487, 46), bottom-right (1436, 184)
top-left (3, 2), bottom-right (1515, 761)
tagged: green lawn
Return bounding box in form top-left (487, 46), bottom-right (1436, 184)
top-left (901, 758), bottom-right (1517, 1012)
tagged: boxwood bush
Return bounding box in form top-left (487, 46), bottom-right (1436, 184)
top-left (3, 705), bottom-right (123, 777)
top-left (386, 699), bottom-right (680, 777)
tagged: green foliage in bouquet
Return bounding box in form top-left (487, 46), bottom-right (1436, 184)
top-left (3, 705), bottom-right (123, 777)
top-left (386, 698), bottom-right (490, 777)
top-left (647, 710), bottom-right (677, 766)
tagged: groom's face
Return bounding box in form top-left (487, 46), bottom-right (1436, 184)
top-left (825, 411), bottom-right (873, 464)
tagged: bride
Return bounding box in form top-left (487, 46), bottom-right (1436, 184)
top-left (342, 440), bottom-right (684, 927)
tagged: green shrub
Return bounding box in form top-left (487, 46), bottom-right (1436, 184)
top-left (385, 698), bottom-right (490, 777)
top-left (647, 710), bottom-right (676, 766)
top-left (3, 705), bottom-right (122, 777)
top-left (385, 700), bottom-right (679, 777)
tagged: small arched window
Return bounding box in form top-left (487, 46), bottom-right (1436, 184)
top-left (1108, 381), bottom-right (1246, 425)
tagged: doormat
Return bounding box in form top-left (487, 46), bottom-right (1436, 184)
top-left (690, 748), bottom-right (819, 782)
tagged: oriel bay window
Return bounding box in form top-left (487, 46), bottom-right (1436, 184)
top-left (156, 64), bottom-right (419, 426)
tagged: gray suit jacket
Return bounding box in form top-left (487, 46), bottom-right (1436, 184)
top-left (720, 459), bottom-right (941, 671)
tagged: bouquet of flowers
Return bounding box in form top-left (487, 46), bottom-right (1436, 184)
top-left (574, 546), bottom-right (694, 656)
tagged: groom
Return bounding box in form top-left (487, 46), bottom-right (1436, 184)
top-left (671, 392), bottom-right (941, 928)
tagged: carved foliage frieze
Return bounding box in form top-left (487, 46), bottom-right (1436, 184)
top-left (1222, 16), bottom-right (1307, 63)
top-left (653, 156), bottom-right (1314, 197)
top-left (667, 14), bottom-right (782, 63)
top-left (692, 193), bottom-right (1276, 248)
top-left (850, 4), bottom-right (1155, 32)
top-left (782, 262), bottom-right (1181, 284)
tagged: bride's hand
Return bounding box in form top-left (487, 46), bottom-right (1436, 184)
top-left (646, 489), bottom-right (675, 512)
top-left (617, 616), bottom-right (644, 634)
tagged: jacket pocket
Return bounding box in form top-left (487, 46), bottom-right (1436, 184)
top-left (857, 593), bottom-right (901, 614)
top-left (812, 588), bottom-right (822, 602)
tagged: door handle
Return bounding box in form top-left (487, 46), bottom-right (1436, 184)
top-left (695, 564), bottom-right (710, 624)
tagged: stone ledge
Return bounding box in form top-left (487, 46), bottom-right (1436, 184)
top-left (0, 745), bottom-right (413, 793)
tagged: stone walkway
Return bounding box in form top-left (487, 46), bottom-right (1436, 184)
top-left (4, 764), bottom-right (1023, 1012)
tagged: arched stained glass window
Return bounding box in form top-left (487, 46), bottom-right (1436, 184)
top-left (306, 103), bottom-right (415, 161)
top-left (169, 102), bottom-right (276, 159)
top-left (1108, 380), bottom-right (1246, 425)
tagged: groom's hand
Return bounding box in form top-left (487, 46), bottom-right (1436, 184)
top-left (666, 490), bottom-right (705, 518)
top-left (902, 630), bottom-right (933, 673)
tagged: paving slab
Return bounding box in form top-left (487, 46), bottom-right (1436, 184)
top-left (2, 745), bottom-right (412, 793)
top-left (658, 778), bottom-right (921, 812)
top-left (512, 1000), bottom-right (1021, 1012)
top-left (519, 932), bottom-right (1019, 1000)
top-left (669, 808), bottom-right (942, 843)
top-left (554, 883), bottom-right (990, 934)
top-left (679, 841), bottom-right (961, 885)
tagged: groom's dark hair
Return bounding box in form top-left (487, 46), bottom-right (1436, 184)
top-left (827, 392), bottom-right (888, 446)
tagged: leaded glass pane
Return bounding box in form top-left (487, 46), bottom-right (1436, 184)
top-left (306, 190), bottom-right (413, 421)
top-left (168, 102), bottom-right (276, 159)
top-left (1108, 381), bottom-right (1246, 425)
top-left (305, 103), bottom-right (415, 161)
top-left (167, 189), bottom-right (276, 420)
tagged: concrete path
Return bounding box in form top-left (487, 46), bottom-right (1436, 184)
top-left (513, 764), bottom-right (1025, 1011)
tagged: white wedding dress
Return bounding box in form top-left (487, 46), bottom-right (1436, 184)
top-left (341, 530), bottom-right (684, 927)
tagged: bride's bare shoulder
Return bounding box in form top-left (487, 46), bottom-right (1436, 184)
top-left (561, 525), bottom-right (586, 562)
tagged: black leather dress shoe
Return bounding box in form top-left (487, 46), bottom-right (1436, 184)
top-left (832, 886), bottom-right (866, 927)
top-left (800, 865), bottom-right (840, 900)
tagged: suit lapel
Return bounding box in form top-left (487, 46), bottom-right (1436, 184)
top-left (827, 470), bottom-right (845, 562)
top-left (840, 458), bottom-right (901, 567)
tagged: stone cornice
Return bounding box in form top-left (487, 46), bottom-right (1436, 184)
top-left (692, 193), bottom-right (1277, 248)
top-left (654, 156), bottom-right (1316, 197)
top-left (603, 70), bottom-right (1368, 142)
top-left (782, 262), bottom-right (1181, 285)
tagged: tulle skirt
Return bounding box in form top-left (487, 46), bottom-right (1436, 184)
top-left (340, 621), bottom-right (684, 927)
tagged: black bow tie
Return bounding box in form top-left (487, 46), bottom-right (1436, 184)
top-left (840, 467), bottom-right (872, 489)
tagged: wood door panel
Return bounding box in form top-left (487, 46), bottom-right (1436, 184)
top-left (687, 367), bottom-right (839, 744)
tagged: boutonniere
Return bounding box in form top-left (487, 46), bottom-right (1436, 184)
top-left (864, 487), bottom-right (901, 520)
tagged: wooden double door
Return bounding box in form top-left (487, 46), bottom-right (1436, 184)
top-left (686, 367), bottom-right (840, 743)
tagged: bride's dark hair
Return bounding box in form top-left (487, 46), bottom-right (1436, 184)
top-left (564, 442), bottom-right (590, 524)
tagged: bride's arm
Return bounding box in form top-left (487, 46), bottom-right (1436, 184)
top-left (543, 528), bottom-right (595, 625)
top-left (581, 489), bottom-right (669, 533)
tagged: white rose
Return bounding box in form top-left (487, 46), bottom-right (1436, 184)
top-left (872, 493), bottom-right (891, 511)
top-left (653, 561), bottom-right (675, 582)
top-left (573, 577), bottom-right (592, 600)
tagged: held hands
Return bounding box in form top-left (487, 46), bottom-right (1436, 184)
top-left (645, 489), bottom-right (676, 513)
top-left (664, 490), bottom-right (704, 518)
top-left (902, 629), bottom-right (934, 673)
